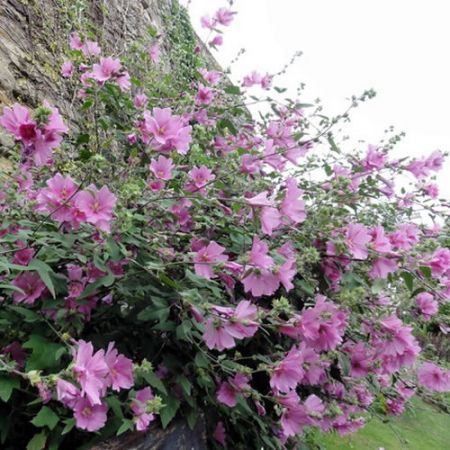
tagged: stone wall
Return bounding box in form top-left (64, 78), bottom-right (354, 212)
top-left (0, 0), bottom-right (179, 111)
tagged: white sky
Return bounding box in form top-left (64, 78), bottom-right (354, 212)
top-left (186, 0), bottom-right (450, 197)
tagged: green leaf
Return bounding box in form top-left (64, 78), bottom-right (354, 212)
top-left (0, 376), bottom-right (19, 402)
top-left (143, 371), bottom-right (167, 395)
top-left (61, 418), bottom-right (75, 435)
top-left (7, 305), bottom-right (42, 323)
top-left (23, 335), bottom-right (64, 371)
top-left (400, 271), bottom-right (414, 292)
top-left (26, 431), bottom-right (47, 450)
top-left (137, 297), bottom-right (170, 322)
top-left (28, 259), bottom-right (56, 298)
top-left (186, 408), bottom-right (198, 430)
top-left (224, 85), bottom-right (241, 95)
top-left (31, 406), bottom-right (59, 430)
top-left (107, 396), bottom-right (124, 419)
top-left (217, 118), bottom-right (238, 136)
top-left (160, 395), bottom-right (180, 429)
top-left (177, 375), bottom-right (192, 397)
top-left (78, 272), bottom-right (115, 299)
top-left (0, 284), bottom-right (25, 294)
top-left (116, 419), bottom-right (134, 436)
top-left (75, 133), bottom-right (90, 145)
top-left (419, 266), bottom-right (432, 279)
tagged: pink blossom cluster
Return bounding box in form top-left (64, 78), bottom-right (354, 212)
top-left (0, 102), bottom-right (68, 166)
top-left (139, 107), bottom-right (192, 154)
top-left (36, 173), bottom-right (117, 232)
top-left (56, 340), bottom-right (135, 431)
top-left (203, 300), bottom-right (258, 350)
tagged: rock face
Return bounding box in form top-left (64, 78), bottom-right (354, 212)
top-left (90, 416), bottom-right (208, 450)
top-left (0, 0), bottom-right (166, 113)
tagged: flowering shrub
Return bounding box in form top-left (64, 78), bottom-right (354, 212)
top-left (0, 3), bottom-right (449, 449)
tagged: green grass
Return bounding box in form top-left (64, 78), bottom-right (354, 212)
top-left (320, 397), bottom-right (450, 450)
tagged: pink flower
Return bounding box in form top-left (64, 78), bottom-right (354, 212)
top-left (389, 223), bottom-right (419, 251)
top-left (82, 40), bottom-right (101, 57)
top-left (198, 68), bottom-right (221, 85)
top-left (217, 373), bottom-right (251, 407)
top-left (74, 398), bottom-right (108, 432)
top-left (196, 84), bottom-right (215, 105)
top-left (148, 42), bottom-right (160, 64)
top-left (12, 247), bottom-right (34, 266)
top-left (345, 223), bottom-right (371, 259)
top-left (260, 73), bottom-right (273, 90)
top-left (69, 32), bottom-right (83, 50)
top-left (61, 61), bottom-right (74, 77)
top-left (363, 144), bottom-right (386, 170)
top-left (277, 257), bottom-right (297, 292)
top-left (418, 362), bottom-right (450, 392)
top-left (12, 272), bottom-right (46, 304)
top-left (194, 241), bottom-right (228, 279)
top-left (92, 57), bottom-right (122, 82)
top-left (203, 301), bottom-right (258, 350)
top-left (377, 315), bottom-right (421, 373)
top-left (0, 103), bottom-right (67, 166)
top-left (248, 236), bottom-right (273, 269)
top-left (213, 421), bottom-right (226, 446)
top-left (246, 191), bottom-right (273, 207)
top-left (261, 206), bottom-right (282, 235)
top-left (348, 343), bottom-right (371, 378)
top-left (416, 292), bottom-right (438, 320)
top-left (73, 340), bottom-right (108, 405)
top-left (203, 318), bottom-right (235, 351)
top-left (75, 185), bottom-right (117, 232)
top-left (281, 178), bottom-right (306, 224)
top-left (209, 35), bottom-right (223, 47)
top-left (131, 387), bottom-right (155, 431)
top-left (104, 342), bottom-right (134, 391)
top-left (425, 150), bottom-right (444, 172)
top-left (200, 15), bottom-right (214, 30)
top-left (149, 156), bottom-right (174, 181)
top-left (56, 379), bottom-right (80, 409)
top-left (270, 347), bottom-right (304, 392)
top-left (242, 270), bottom-right (279, 297)
top-left (299, 295), bottom-right (348, 351)
top-left (226, 300), bottom-right (258, 339)
top-left (369, 226), bottom-right (392, 253)
top-left (214, 7), bottom-right (237, 26)
top-left (141, 107), bottom-right (192, 154)
top-left (188, 165), bottom-right (215, 189)
top-left (133, 94), bottom-right (148, 109)
top-left (369, 257), bottom-right (398, 279)
top-left (423, 183), bottom-right (439, 198)
top-left (116, 72), bottom-right (131, 91)
top-left (0, 103), bottom-right (36, 142)
top-left (36, 173), bottom-right (79, 223)
top-left (429, 248), bottom-right (450, 276)
top-left (243, 71), bottom-right (262, 88)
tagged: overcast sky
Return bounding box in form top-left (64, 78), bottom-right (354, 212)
top-left (186, 0), bottom-right (449, 197)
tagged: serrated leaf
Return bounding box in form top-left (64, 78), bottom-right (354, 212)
top-left (31, 406), bottom-right (59, 430)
